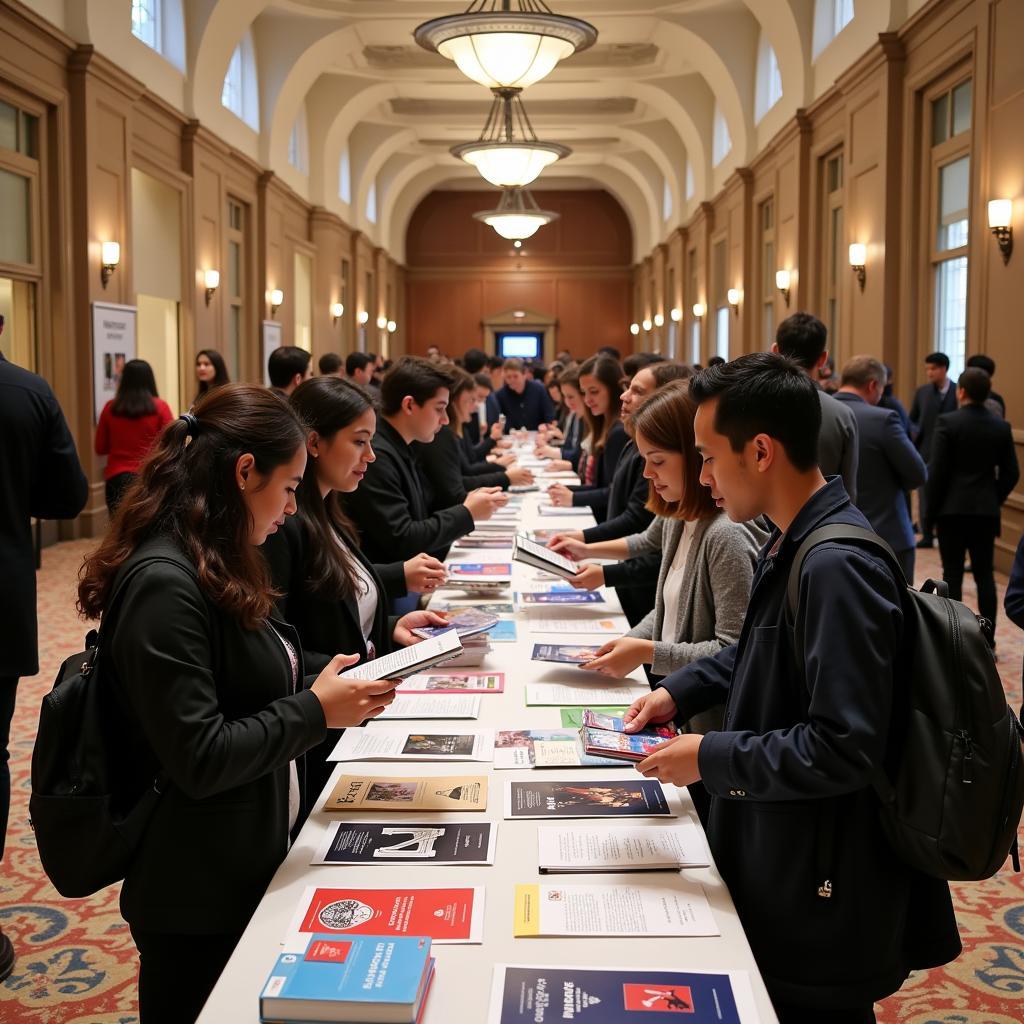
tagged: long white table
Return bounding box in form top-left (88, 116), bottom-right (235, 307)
top-left (197, 480), bottom-right (779, 1023)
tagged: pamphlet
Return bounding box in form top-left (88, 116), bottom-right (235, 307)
top-left (504, 779), bottom-right (679, 819)
top-left (512, 535), bottom-right (578, 581)
top-left (340, 628), bottom-right (462, 681)
top-left (529, 643), bottom-right (603, 664)
top-left (494, 729), bottom-right (622, 770)
top-left (487, 619), bottom-right (518, 643)
top-left (432, 601), bottom-right (515, 616)
top-left (536, 820), bottom-right (710, 872)
top-left (454, 536), bottom-right (515, 549)
top-left (376, 693), bottom-right (481, 720)
top-left (312, 820), bottom-right (497, 866)
top-left (579, 727), bottom-right (668, 762)
top-left (322, 774), bottom-right (488, 813)
top-left (538, 505), bottom-right (592, 516)
top-left (527, 614), bottom-right (628, 636)
top-left (328, 729), bottom-right (495, 763)
top-left (401, 672), bottom-right (504, 694)
top-left (448, 562), bottom-right (513, 578)
top-left (582, 709), bottom-right (676, 738)
top-left (513, 881), bottom-right (718, 936)
top-left (559, 707), bottom-right (629, 728)
top-left (525, 681), bottom-right (648, 706)
top-left (412, 608), bottom-right (497, 640)
top-left (516, 591), bottom-right (605, 606)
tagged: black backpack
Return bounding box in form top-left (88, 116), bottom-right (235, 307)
top-left (29, 554), bottom-right (189, 898)
top-left (787, 525), bottom-right (1024, 881)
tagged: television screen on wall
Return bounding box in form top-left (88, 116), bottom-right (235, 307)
top-left (497, 332), bottom-right (541, 359)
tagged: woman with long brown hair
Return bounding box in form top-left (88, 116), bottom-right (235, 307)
top-left (77, 383), bottom-right (396, 1024)
top-left (193, 347), bottom-right (230, 403)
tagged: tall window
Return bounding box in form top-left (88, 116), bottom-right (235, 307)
top-left (666, 266), bottom-right (677, 358)
top-left (813, 0), bottom-right (855, 58)
top-left (131, 0), bottom-right (160, 52)
top-left (365, 179), bottom-right (377, 224)
top-left (339, 147), bottom-right (352, 204)
top-left (685, 163), bottom-right (695, 201)
top-left (712, 238), bottom-right (729, 361)
top-left (759, 198), bottom-right (775, 349)
top-left (687, 247), bottom-right (700, 364)
top-left (662, 179), bottom-right (673, 223)
top-left (754, 33), bottom-right (783, 123)
top-left (712, 104), bottom-right (731, 167)
top-left (288, 104), bottom-right (309, 175)
top-left (820, 149), bottom-right (844, 357)
top-left (225, 198), bottom-right (248, 381)
top-left (928, 77), bottom-right (972, 380)
top-left (130, 0), bottom-right (185, 69)
top-left (222, 31), bottom-right (259, 130)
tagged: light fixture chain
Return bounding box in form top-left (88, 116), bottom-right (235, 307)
top-left (515, 94), bottom-right (539, 142)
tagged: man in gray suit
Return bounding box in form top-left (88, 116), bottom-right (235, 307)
top-left (772, 312), bottom-right (859, 501)
top-left (834, 356), bottom-right (928, 582)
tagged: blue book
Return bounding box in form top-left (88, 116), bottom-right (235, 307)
top-left (260, 933), bottom-right (433, 1023)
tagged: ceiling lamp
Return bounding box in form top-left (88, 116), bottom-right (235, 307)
top-left (452, 88), bottom-right (570, 188)
top-left (474, 187), bottom-right (559, 240)
top-left (414, 1), bottom-right (597, 91)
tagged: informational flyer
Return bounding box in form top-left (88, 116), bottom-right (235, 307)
top-left (527, 615), bottom-right (628, 635)
top-left (284, 885), bottom-right (485, 949)
top-left (537, 820), bottom-right (710, 872)
top-left (401, 672), bottom-right (505, 694)
top-left (312, 820), bottom-right (497, 866)
top-left (525, 681), bottom-right (648, 706)
top-left (493, 730), bottom-right (621, 770)
top-left (376, 694), bottom-right (481, 720)
top-left (504, 779), bottom-right (679, 819)
top-left (513, 881), bottom-right (718, 937)
top-left (516, 591), bottom-right (606, 606)
top-left (322, 775), bottom-right (488, 813)
top-left (328, 729), bottom-right (495, 763)
top-left (530, 643), bottom-right (603, 664)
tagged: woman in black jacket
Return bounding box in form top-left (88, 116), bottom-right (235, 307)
top-left (77, 384), bottom-right (396, 1024)
top-left (263, 376), bottom-right (450, 816)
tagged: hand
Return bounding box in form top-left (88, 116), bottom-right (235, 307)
top-left (492, 451), bottom-right (517, 468)
top-left (547, 482), bottom-right (573, 507)
top-left (579, 636), bottom-right (653, 678)
top-left (623, 686), bottom-right (678, 732)
top-left (636, 734), bottom-right (703, 787)
top-left (489, 421), bottom-right (504, 441)
top-left (534, 444), bottom-right (560, 459)
top-left (310, 653), bottom-right (397, 727)
top-left (569, 563), bottom-right (605, 590)
top-left (544, 459), bottom-right (571, 473)
top-left (403, 552), bottom-right (447, 593)
top-left (464, 487), bottom-right (506, 521)
top-left (496, 437), bottom-right (514, 449)
top-left (393, 610), bottom-right (450, 647)
top-left (507, 467), bottom-right (534, 486)
top-left (548, 532), bottom-right (587, 559)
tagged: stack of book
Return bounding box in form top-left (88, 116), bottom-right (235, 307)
top-left (412, 609), bottom-right (501, 666)
top-left (577, 709), bottom-right (676, 763)
top-left (446, 562), bottom-right (513, 592)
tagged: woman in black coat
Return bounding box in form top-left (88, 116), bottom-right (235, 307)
top-left (77, 384), bottom-right (396, 1024)
top-left (263, 377), bottom-right (450, 817)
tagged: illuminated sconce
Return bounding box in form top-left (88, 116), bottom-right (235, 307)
top-left (100, 241), bottom-right (120, 288)
top-left (203, 269), bottom-right (220, 307)
top-left (653, 312), bottom-right (665, 328)
top-left (387, 320), bottom-right (397, 333)
top-left (331, 302), bottom-right (344, 325)
top-left (670, 307), bottom-right (682, 322)
top-left (629, 322), bottom-right (640, 336)
top-left (641, 318), bottom-right (653, 332)
top-left (988, 200), bottom-right (1014, 264)
top-left (848, 244), bottom-right (866, 291)
top-left (357, 310), bottom-right (369, 325)
top-left (692, 302), bottom-right (706, 319)
top-left (269, 288), bottom-right (284, 317)
top-left (775, 269), bottom-right (791, 308)
top-left (376, 315), bottom-right (388, 330)
top-left (727, 288), bottom-right (742, 316)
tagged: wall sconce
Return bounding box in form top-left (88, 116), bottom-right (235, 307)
top-left (775, 269), bottom-right (791, 307)
top-left (203, 269), bottom-right (220, 306)
top-left (376, 315), bottom-right (388, 330)
top-left (357, 310), bottom-right (369, 325)
top-left (387, 320), bottom-right (397, 333)
top-left (331, 302), bottom-right (344, 325)
top-left (988, 200), bottom-right (1014, 264)
top-left (653, 312), bottom-right (665, 328)
top-left (641, 318), bottom-right (653, 332)
top-left (670, 307), bottom-right (682, 322)
top-left (848, 244), bottom-right (866, 291)
top-left (629, 322), bottom-right (640, 336)
top-left (269, 288), bottom-right (284, 317)
top-left (727, 288), bottom-right (742, 316)
top-left (692, 302), bottom-right (706, 319)
top-left (100, 241), bottom-right (120, 289)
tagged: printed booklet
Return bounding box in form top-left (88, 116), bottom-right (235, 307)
top-left (525, 681), bottom-right (648, 707)
top-left (412, 608), bottom-right (498, 640)
top-left (447, 563), bottom-right (513, 589)
top-left (328, 729), bottom-right (495, 763)
top-left (536, 820), bottom-right (710, 873)
top-left (530, 643), bottom-right (603, 665)
top-left (516, 591), bottom-right (605, 606)
top-left (494, 729), bottom-right (623, 770)
top-left (579, 727), bottom-right (667, 763)
top-left (512, 535), bottom-right (578, 581)
top-left (322, 775), bottom-right (488, 813)
top-left (400, 672), bottom-right (504, 694)
top-left (340, 629), bottom-right (462, 681)
top-left (527, 615), bottom-right (628, 636)
top-left (312, 820), bottom-right (497, 866)
top-left (504, 779), bottom-right (679, 820)
top-left (581, 710), bottom-right (676, 739)
top-left (376, 694), bottom-right (481, 720)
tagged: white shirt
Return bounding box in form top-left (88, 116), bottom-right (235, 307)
top-left (269, 624), bottom-right (301, 834)
top-left (660, 521), bottom-right (694, 644)
top-left (335, 531), bottom-right (379, 656)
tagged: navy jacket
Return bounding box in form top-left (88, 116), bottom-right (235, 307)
top-left (910, 380), bottom-right (958, 458)
top-left (659, 478), bottom-right (959, 1007)
top-left (833, 391), bottom-right (927, 552)
top-left (559, 412), bottom-right (584, 471)
top-left (414, 425), bottom-right (509, 507)
top-left (571, 419), bottom-right (628, 520)
top-left (487, 379), bottom-right (555, 430)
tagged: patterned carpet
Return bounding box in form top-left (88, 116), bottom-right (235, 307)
top-left (1, 538), bottom-right (1023, 1024)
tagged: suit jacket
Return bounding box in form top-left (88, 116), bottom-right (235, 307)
top-left (414, 426), bottom-right (508, 507)
top-left (817, 388), bottom-right (859, 502)
top-left (924, 404), bottom-right (1020, 530)
top-left (559, 411), bottom-right (584, 471)
top-left (0, 353), bottom-right (88, 676)
top-left (581, 441), bottom-right (654, 543)
top-left (487, 379), bottom-right (555, 430)
top-left (343, 417), bottom-right (473, 562)
top-left (833, 392), bottom-right (927, 552)
top-left (107, 537), bottom-right (326, 933)
top-left (571, 419), bottom-right (628, 520)
top-left (910, 381), bottom-right (958, 458)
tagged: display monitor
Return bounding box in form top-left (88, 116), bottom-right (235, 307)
top-left (497, 332), bottom-right (541, 359)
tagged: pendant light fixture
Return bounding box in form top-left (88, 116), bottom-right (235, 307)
top-left (473, 187), bottom-right (559, 240)
top-left (452, 88), bottom-right (570, 188)
top-left (414, 1), bottom-right (597, 91)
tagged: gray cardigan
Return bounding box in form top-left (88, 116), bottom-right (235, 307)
top-left (625, 514), bottom-right (766, 678)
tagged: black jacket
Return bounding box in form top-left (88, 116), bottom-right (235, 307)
top-left (659, 478), bottom-right (960, 1007)
top-left (910, 381), bottom-right (958, 458)
top-left (487, 379), bottom-right (555, 430)
top-left (559, 412), bottom-right (584, 471)
top-left (107, 537), bottom-right (327, 934)
top-left (0, 354), bottom-right (88, 676)
top-left (571, 419), bottom-right (628, 520)
top-left (343, 417), bottom-right (473, 562)
top-left (924, 404), bottom-right (1019, 531)
top-left (414, 426), bottom-right (509, 507)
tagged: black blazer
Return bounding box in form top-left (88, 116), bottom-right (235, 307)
top-left (910, 382), bottom-right (958, 458)
top-left (107, 537), bottom-right (326, 934)
top-left (344, 417), bottom-right (474, 562)
top-left (560, 412), bottom-right (584, 471)
top-left (924, 404), bottom-right (1020, 530)
top-left (571, 419), bottom-right (628, 520)
top-left (581, 441), bottom-right (654, 543)
top-left (0, 354), bottom-right (88, 676)
top-left (414, 426), bottom-right (509, 509)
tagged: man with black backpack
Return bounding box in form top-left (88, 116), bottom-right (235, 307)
top-left (623, 353), bottom-right (962, 1023)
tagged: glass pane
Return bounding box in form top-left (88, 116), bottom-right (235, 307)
top-left (828, 296), bottom-right (839, 353)
top-left (827, 154), bottom-right (842, 193)
top-left (937, 155), bottom-right (970, 251)
top-left (0, 168), bottom-right (31, 264)
top-left (715, 307), bottom-right (730, 361)
top-left (763, 241), bottom-right (774, 294)
top-left (933, 256), bottom-right (968, 380)
top-left (762, 201), bottom-right (773, 230)
top-left (0, 101), bottom-right (16, 151)
top-left (19, 112), bottom-right (38, 158)
top-left (931, 93), bottom-right (949, 147)
top-left (228, 240), bottom-right (240, 298)
top-left (0, 278), bottom-right (37, 373)
top-left (829, 206), bottom-right (843, 286)
top-left (690, 321), bottom-right (701, 365)
top-left (952, 80), bottom-right (972, 136)
top-left (763, 301), bottom-right (775, 351)
top-left (228, 305), bottom-right (241, 381)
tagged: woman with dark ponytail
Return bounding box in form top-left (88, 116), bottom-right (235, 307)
top-left (78, 383), bottom-right (397, 1024)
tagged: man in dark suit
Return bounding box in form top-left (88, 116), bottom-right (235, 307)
top-left (834, 356), bottom-right (928, 583)
top-left (925, 367), bottom-right (1019, 632)
top-left (965, 354), bottom-right (1006, 418)
top-left (0, 344), bottom-right (88, 979)
top-left (909, 351), bottom-right (958, 547)
top-left (486, 357), bottom-right (555, 431)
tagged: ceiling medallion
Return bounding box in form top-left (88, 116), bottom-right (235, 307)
top-left (473, 187), bottom-right (559, 240)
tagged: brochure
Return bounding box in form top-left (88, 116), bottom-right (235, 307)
top-left (527, 614), bottom-right (628, 636)
top-left (487, 619), bottom-right (518, 643)
top-left (559, 707), bottom-right (628, 728)
top-left (525, 681), bottom-right (648, 706)
top-left (529, 643), bottom-right (603, 664)
top-left (513, 881), bottom-right (718, 937)
top-left (376, 694), bottom-right (481, 720)
top-left (284, 886), bottom-right (485, 949)
top-left (538, 504), bottom-right (592, 516)
top-left (400, 672), bottom-right (504, 694)
top-left (454, 536), bottom-right (515, 549)
top-left (536, 820), bottom-right (710, 872)
top-left (312, 820), bottom-right (497, 866)
top-left (448, 562), bottom-right (513, 578)
top-left (494, 729), bottom-right (623, 770)
top-left (582, 709), bottom-right (676, 738)
top-left (504, 779), bottom-right (678, 819)
top-left (323, 775), bottom-right (488, 813)
top-left (328, 729), bottom-right (495, 763)
top-left (340, 629), bottom-right (462, 681)
top-left (432, 601), bottom-right (515, 616)
top-left (412, 609), bottom-right (498, 640)
top-left (516, 591), bottom-right (605, 606)
top-left (512, 535), bottom-right (578, 581)
top-left (487, 965), bottom-right (756, 1024)
top-left (579, 727), bottom-right (669, 762)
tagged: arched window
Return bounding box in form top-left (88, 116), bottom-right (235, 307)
top-left (365, 179), bottom-right (378, 224)
top-left (754, 33), bottom-right (783, 123)
top-left (289, 104), bottom-right (309, 175)
top-left (813, 0), bottom-right (855, 59)
top-left (339, 146), bottom-right (352, 204)
top-left (712, 104), bottom-right (732, 168)
top-left (131, 0), bottom-right (185, 70)
top-left (222, 30), bottom-right (259, 130)
top-left (685, 163), bottom-right (695, 201)
top-left (662, 178), bottom-right (673, 223)
top-left (131, 0), bottom-right (160, 52)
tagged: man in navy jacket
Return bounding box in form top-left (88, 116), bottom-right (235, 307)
top-left (624, 353), bottom-right (959, 1022)
top-left (487, 357), bottom-right (554, 430)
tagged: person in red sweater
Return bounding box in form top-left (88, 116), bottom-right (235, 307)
top-left (95, 359), bottom-right (173, 514)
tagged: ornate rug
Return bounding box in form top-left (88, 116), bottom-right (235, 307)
top-left (1, 538), bottom-right (1022, 1023)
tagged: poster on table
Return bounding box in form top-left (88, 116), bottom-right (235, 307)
top-left (312, 820), bottom-right (497, 866)
top-left (261, 320), bottom-right (282, 386)
top-left (91, 302), bottom-right (137, 425)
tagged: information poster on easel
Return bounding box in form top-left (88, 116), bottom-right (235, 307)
top-left (261, 320), bottom-right (282, 386)
top-left (91, 301), bottom-right (137, 424)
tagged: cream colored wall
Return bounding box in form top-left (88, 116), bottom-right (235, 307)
top-left (136, 294), bottom-right (180, 414)
top-left (293, 249), bottom-right (312, 352)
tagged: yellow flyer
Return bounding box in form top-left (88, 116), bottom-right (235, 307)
top-left (513, 884), bottom-right (542, 936)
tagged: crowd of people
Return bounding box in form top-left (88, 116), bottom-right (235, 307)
top-left (1, 310), bottom-right (1023, 1023)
